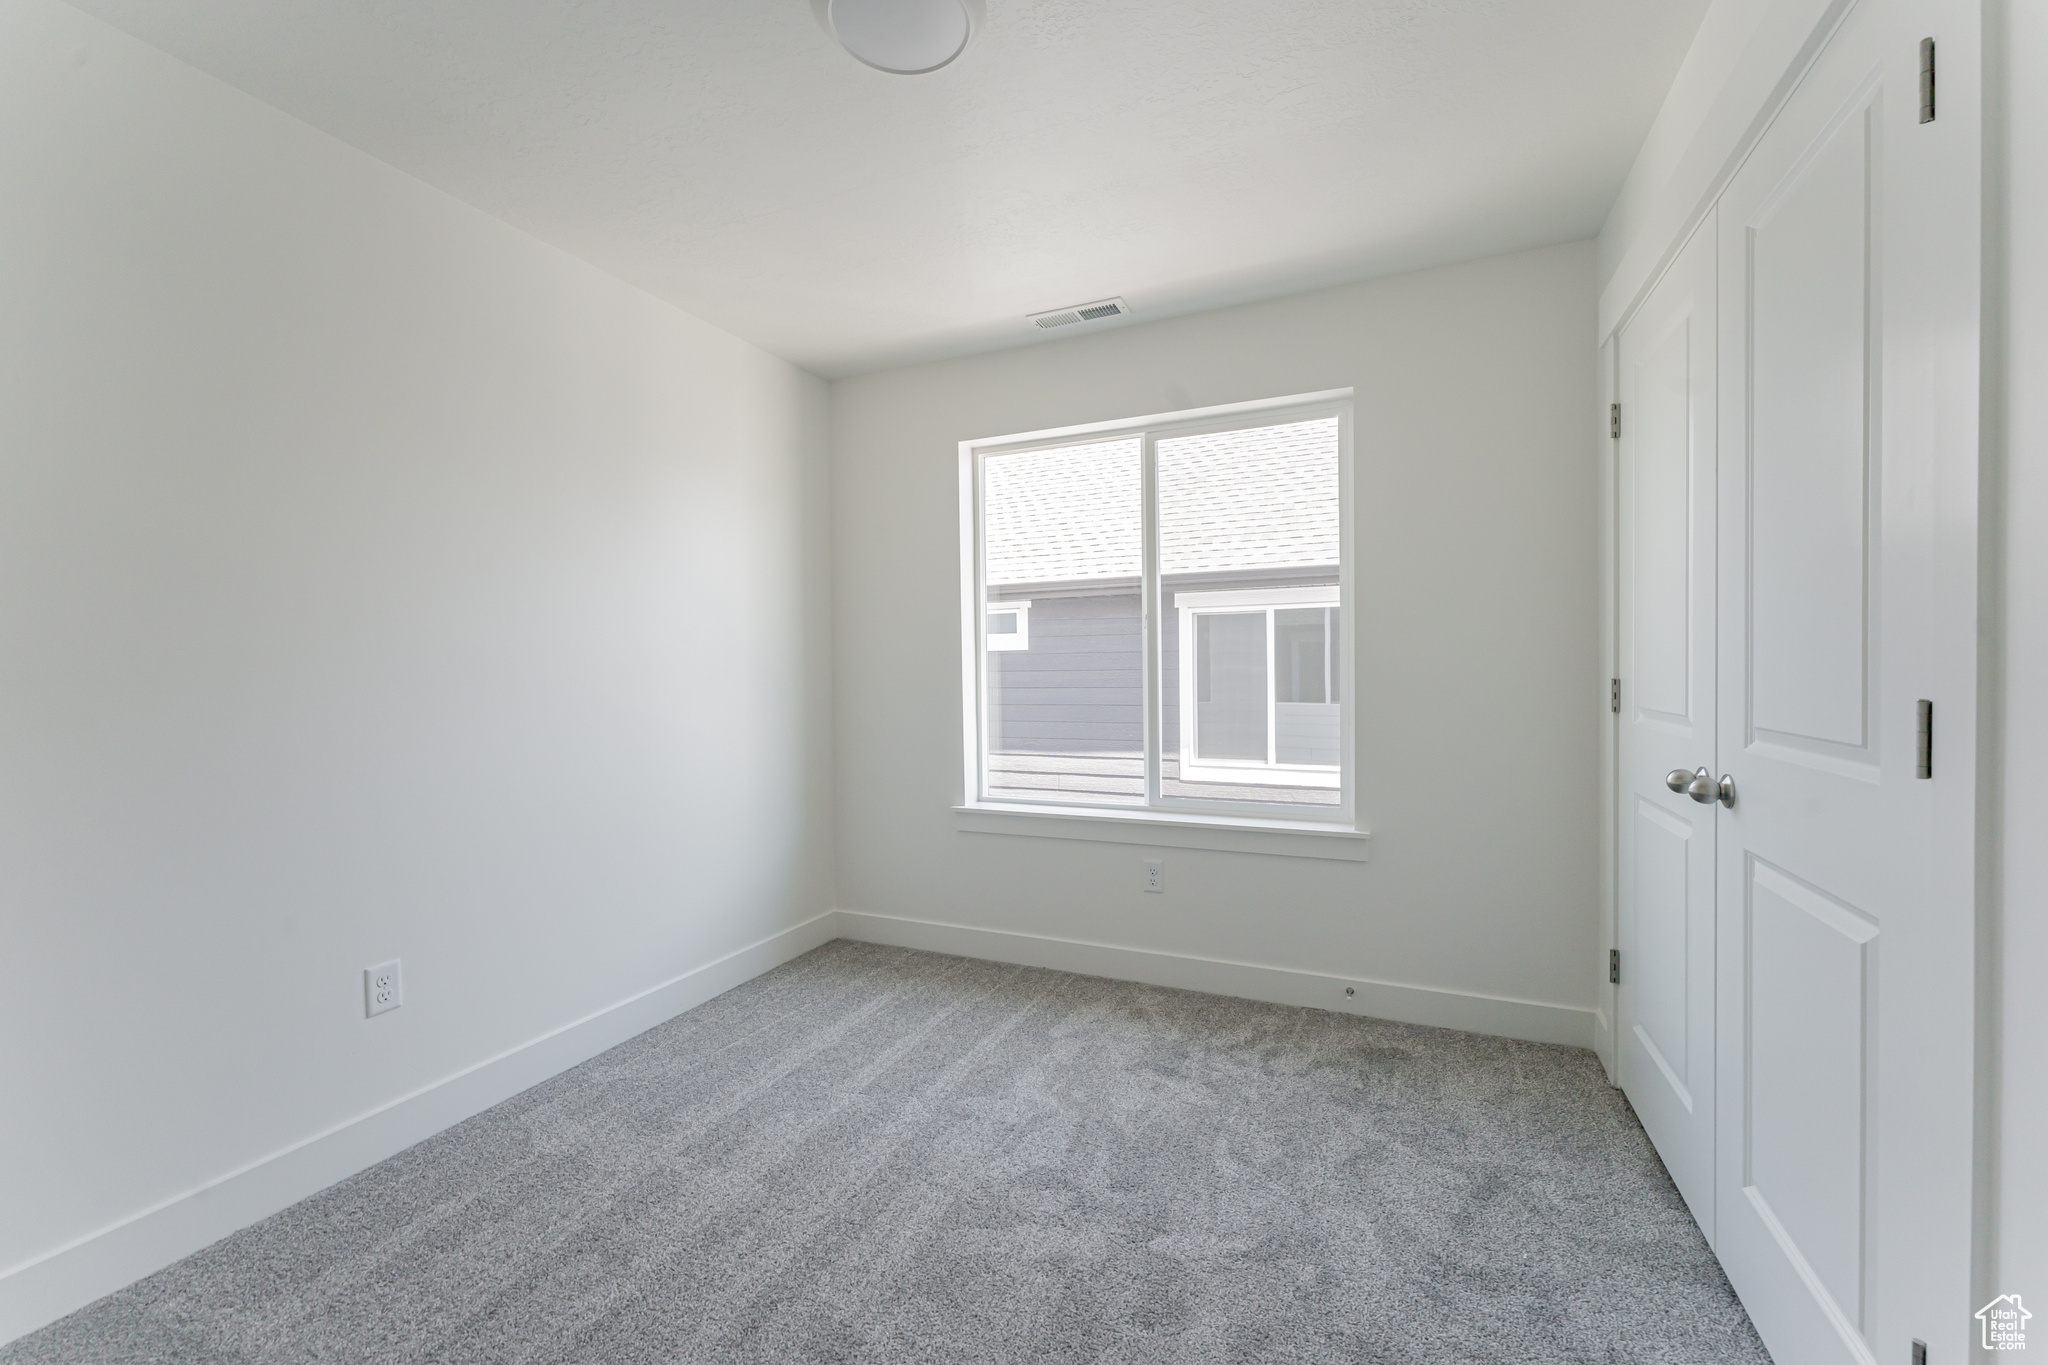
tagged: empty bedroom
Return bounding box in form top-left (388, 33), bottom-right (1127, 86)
top-left (0, 0), bottom-right (2038, 1360)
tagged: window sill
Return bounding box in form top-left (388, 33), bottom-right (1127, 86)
top-left (952, 802), bottom-right (1371, 862)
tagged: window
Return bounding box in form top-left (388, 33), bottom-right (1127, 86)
top-left (984, 601), bottom-right (1031, 651)
top-left (1176, 588), bottom-right (1341, 786)
top-left (963, 392), bottom-right (1352, 825)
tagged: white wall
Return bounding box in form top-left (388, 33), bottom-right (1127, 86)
top-left (1595, 0), bottom-right (1777, 289)
top-left (1595, 0), bottom-right (1841, 334)
top-left (1992, 0), bottom-right (2046, 1316)
top-left (0, 0), bottom-right (832, 1340)
top-left (830, 242), bottom-right (1602, 1046)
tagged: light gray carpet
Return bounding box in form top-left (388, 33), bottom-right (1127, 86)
top-left (7, 941), bottom-right (1769, 1364)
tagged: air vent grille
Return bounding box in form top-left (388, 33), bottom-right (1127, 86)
top-left (1027, 297), bottom-right (1130, 330)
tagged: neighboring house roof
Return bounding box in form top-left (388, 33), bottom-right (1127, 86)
top-left (983, 418), bottom-right (1339, 586)
top-left (984, 437), bottom-right (1142, 585)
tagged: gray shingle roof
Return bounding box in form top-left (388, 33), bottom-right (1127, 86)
top-left (984, 438), bottom-right (1141, 586)
top-left (983, 418), bottom-right (1339, 586)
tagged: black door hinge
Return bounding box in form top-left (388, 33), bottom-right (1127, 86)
top-left (1610, 678), bottom-right (1621, 713)
top-left (1609, 949), bottom-right (1620, 985)
top-left (1916, 699), bottom-right (1933, 778)
top-left (1610, 403), bottom-right (1621, 439)
top-left (1919, 38), bottom-right (1936, 123)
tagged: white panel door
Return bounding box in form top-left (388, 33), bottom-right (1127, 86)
top-left (1713, 0), bottom-right (1979, 1359)
top-left (1614, 216), bottom-right (1718, 1237)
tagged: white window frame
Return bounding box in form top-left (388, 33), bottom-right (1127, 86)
top-left (984, 600), bottom-right (1031, 651)
top-left (957, 389), bottom-right (1357, 834)
top-left (1174, 586), bottom-right (1341, 788)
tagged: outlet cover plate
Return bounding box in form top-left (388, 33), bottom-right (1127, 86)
top-left (1143, 859), bottom-right (1164, 893)
top-left (365, 959), bottom-right (403, 1017)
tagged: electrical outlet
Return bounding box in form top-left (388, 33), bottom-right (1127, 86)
top-left (365, 960), bottom-right (403, 1017)
top-left (1143, 859), bottom-right (1164, 893)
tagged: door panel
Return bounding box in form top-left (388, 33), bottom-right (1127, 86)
top-left (1712, 0), bottom-right (1976, 1358)
top-left (1615, 214), bottom-right (1718, 1237)
top-left (1632, 798), bottom-right (1697, 1101)
top-left (1717, 35), bottom-right (1885, 1361)
top-left (1748, 106), bottom-right (1878, 757)
top-left (1633, 318), bottom-right (1698, 723)
top-left (1745, 857), bottom-right (1876, 1328)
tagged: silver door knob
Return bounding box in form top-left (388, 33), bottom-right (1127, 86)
top-left (1665, 766), bottom-right (1734, 807)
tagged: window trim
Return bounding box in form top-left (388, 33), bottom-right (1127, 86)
top-left (959, 388), bottom-right (1358, 833)
top-left (951, 801), bottom-right (1372, 862)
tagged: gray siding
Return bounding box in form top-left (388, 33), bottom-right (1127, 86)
top-left (981, 589), bottom-right (1186, 755)
top-left (982, 577), bottom-right (1341, 809)
top-left (987, 591), bottom-right (1141, 754)
top-left (985, 570), bottom-right (1338, 759)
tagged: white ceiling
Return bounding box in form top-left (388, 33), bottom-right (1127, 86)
top-left (68, 0), bottom-right (1710, 377)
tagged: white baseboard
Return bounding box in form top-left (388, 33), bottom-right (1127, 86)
top-left (1593, 1006), bottom-right (1617, 1084)
top-left (0, 910), bottom-right (840, 1349)
top-left (836, 911), bottom-right (1596, 1050)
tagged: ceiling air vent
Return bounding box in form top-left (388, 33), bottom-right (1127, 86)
top-left (1028, 297), bottom-right (1131, 330)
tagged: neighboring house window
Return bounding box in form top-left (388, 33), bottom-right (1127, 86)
top-left (985, 601), bottom-right (1031, 651)
top-left (1175, 588), bottom-right (1340, 786)
top-left (963, 392), bottom-right (1352, 823)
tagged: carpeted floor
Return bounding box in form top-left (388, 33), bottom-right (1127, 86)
top-left (7, 941), bottom-right (1769, 1364)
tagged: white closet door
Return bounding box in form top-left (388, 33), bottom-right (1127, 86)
top-left (1614, 215), bottom-right (1718, 1237)
top-left (1712, 0), bottom-right (1979, 1359)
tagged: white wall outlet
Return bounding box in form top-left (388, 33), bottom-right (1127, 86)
top-left (365, 960), bottom-right (402, 1017)
top-left (1143, 859), bottom-right (1164, 893)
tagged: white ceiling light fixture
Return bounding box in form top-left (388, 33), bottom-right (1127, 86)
top-left (814, 0), bottom-right (983, 75)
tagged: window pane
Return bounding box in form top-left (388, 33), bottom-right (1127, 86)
top-left (1194, 612), bottom-right (1268, 761)
top-left (1274, 608), bottom-right (1327, 703)
top-left (982, 440), bottom-right (1143, 805)
top-left (1275, 608), bottom-right (1341, 765)
top-left (1159, 418), bottom-right (1341, 809)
